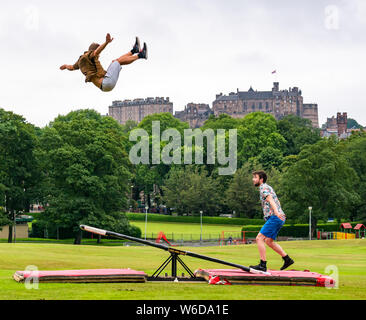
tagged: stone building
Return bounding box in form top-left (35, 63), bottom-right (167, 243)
top-left (302, 103), bottom-right (319, 128)
top-left (212, 82), bottom-right (319, 128)
top-left (321, 115), bottom-right (338, 137)
top-left (108, 97), bottom-right (173, 125)
top-left (336, 112), bottom-right (348, 137)
top-left (0, 215), bottom-right (33, 239)
top-left (321, 112), bottom-right (355, 139)
top-left (174, 103), bottom-right (213, 128)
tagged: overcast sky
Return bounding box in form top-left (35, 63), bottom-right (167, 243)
top-left (0, 0), bottom-right (365, 128)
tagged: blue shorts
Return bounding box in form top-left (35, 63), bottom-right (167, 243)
top-left (260, 215), bottom-right (285, 240)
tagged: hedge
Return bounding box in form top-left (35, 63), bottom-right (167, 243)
top-left (29, 220), bottom-right (76, 239)
top-left (27, 211), bottom-right (297, 227)
top-left (242, 222), bottom-right (364, 238)
top-left (27, 212), bottom-right (43, 220)
top-left (29, 220), bottom-right (141, 240)
top-left (125, 212), bottom-right (266, 226)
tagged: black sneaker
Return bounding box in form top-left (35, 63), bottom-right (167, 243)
top-left (138, 42), bottom-right (148, 59)
top-left (280, 256), bottom-right (294, 270)
top-left (249, 261), bottom-right (267, 272)
top-left (131, 37), bottom-right (141, 54)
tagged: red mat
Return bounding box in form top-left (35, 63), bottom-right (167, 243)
top-left (13, 268), bottom-right (148, 283)
top-left (195, 269), bottom-right (335, 287)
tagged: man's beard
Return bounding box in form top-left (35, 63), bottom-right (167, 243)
top-left (254, 182), bottom-right (260, 187)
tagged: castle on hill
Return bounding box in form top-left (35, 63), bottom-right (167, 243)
top-left (108, 82), bottom-right (319, 128)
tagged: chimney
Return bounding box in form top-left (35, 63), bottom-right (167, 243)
top-left (272, 82), bottom-right (279, 92)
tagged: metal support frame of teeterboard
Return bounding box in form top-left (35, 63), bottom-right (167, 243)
top-left (80, 225), bottom-right (271, 278)
top-left (151, 249), bottom-right (195, 278)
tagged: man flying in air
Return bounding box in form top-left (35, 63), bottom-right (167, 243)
top-left (60, 33), bottom-right (147, 92)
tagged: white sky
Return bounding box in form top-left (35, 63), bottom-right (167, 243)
top-left (0, 0), bottom-right (365, 128)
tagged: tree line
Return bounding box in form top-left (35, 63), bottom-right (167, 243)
top-left (1, 107), bottom-right (365, 243)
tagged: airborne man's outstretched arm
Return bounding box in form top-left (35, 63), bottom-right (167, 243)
top-left (60, 64), bottom-right (75, 71)
top-left (91, 33), bottom-right (114, 58)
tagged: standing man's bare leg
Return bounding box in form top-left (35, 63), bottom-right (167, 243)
top-left (264, 238), bottom-right (294, 270)
top-left (264, 238), bottom-right (286, 257)
top-left (256, 233), bottom-right (267, 261)
top-left (250, 233), bottom-right (268, 271)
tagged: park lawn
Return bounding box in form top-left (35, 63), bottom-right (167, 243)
top-left (129, 221), bottom-right (246, 240)
top-left (0, 239), bottom-right (365, 300)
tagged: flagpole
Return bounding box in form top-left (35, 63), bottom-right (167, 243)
top-left (271, 69), bottom-right (278, 84)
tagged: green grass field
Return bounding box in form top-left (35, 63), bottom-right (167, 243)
top-left (0, 239), bottom-right (365, 300)
top-left (130, 221), bottom-right (246, 240)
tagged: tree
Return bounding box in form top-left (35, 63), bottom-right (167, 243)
top-left (0, 109), bottom-right (40, 242)
top-left (38, 109), bottom-right (136, 244)
top-left (0, 210), bottom-right (8, 228)
top-left (225, 163), bottom-right (260, 218)
top-left (162, 165), bottom-right (221, 216)
top-left (137, 112), bottom-right (189, 136)
top-left (0, 184), bottom-right (9, 227)
top-left (237, 112), bottom-right (287, 167)
top-left (277, 115), bottom-right (321, 156)
top-left (122, 119), bottom-right (138, 134)
top-left (257, 146), bottom-right (284, 170)
top-left (133, 164), bottom-right (159, 209)
top-left (347, 118), bottom-right (364, 129)
top-left (279, 137), bottom-right (360, 235)
top-left (129, 113), bottom-right (190, 209)
top-left (201, 114), bottom-right (242, 176)
top-left (201, 113), bottom-right (241, 131)
top-left (341, 131), bottom-right (366, 221)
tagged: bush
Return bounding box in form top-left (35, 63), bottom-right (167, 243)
top-left (127, 225), bottom-right (142, 238)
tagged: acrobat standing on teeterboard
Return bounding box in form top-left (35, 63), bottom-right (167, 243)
top-left (60, 33), bottom-right (147, 92)
top-left (250, 170), bottom-right (294, 272)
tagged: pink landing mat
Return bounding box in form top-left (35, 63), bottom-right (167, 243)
top-left (194, 268), bottom-right (335, 287)
top-left (13, 268), bottom-right (148, 283)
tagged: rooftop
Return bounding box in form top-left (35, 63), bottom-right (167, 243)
top-left (215, 82), bottom-right (302, 102)
top-left (111, 97), bottom-right (172, 107)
